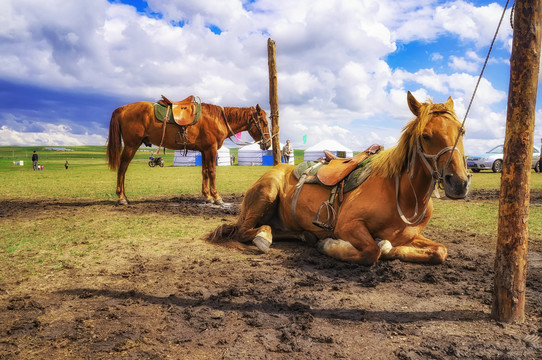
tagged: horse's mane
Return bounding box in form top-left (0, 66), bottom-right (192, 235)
top-left (201, 103), bottom-right (254, 125)
top-left (368, 99), bottom-right (457, 179)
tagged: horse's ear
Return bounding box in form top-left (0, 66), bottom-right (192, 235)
top-left (407, 91), bottom-right (421, 116)
top-left (445, 96), bottom-right (454, 109)
top-left (256, 104), bottom-right (261, 112)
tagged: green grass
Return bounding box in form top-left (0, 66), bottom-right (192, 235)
top-left (1, 145), bottom-right (541, 277)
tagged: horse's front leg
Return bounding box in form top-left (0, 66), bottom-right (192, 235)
top-left (318, 221), bottom-right (381, 266)
top-left (202, 148), bottom-right (222, 204)
top-left (377, 234), bottom-right (447, 264)
top-left (200, 151), bottom-right (213, 203)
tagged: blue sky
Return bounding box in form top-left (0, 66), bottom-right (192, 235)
top-left (0, 0), bottom-right (540, 154)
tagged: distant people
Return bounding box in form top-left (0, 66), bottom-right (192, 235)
top-left (282, 140), bottom-right (293, 164)
top-left (65, 160), bottom-right (69, 170)
top-left (230, 154), bottom-right (236, 165)
top-left (32, 151), bottom-right (38, 171)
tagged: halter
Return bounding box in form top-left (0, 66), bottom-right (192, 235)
top-left (395, 110), bottom-right (463, 226)
top-left (221, 106), bottom-right (273, 147)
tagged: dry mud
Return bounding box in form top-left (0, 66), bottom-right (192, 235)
top-left (0, 190), bottom-right (541, 359)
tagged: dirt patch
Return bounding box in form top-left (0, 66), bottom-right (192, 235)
top-left (467, 188), bottom-right (542, 203)
top-left (0, 191), bottom-right (541, 359)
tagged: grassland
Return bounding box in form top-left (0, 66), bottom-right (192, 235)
top-left (1, 146), bottom-right (541, 359)
top-left (0, 145), bottom-right (541, 275)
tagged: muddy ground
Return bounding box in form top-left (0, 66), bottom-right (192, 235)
top-left (1, 190), bottom-right (541, 359)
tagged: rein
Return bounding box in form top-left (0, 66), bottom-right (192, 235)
top-left (395, 132), bottom-right (461, 226)
top-left (221, 107), bottom-right (273, 147)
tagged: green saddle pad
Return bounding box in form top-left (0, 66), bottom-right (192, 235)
top-left (293, 158), bottom-right (373, 193)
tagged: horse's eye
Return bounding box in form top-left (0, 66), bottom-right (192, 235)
top-left (422, 134), bottom-right (431, 141)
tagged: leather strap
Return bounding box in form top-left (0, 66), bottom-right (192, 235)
top-left (291, 162), bottom-right (324, 227)
top-left (157, 105), bottom-right (171, 155)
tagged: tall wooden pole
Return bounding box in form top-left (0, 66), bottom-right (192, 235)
top-left (267, 38), bottom-right (281, 165)
top-left (492, 0), bottom-right (542, 323)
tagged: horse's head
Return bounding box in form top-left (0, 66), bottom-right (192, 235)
top-left (248, 105), bottom-right (272, 150)
top-left (407, 91), bottom-right (471, 199)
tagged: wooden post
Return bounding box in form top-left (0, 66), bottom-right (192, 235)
top-left (267, 38), bottom-right (281, 166)
top-left (492, 0), bottom-right (542, 323)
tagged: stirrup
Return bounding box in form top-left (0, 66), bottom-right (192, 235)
top-left (312, 201), bottom-right (336, 231)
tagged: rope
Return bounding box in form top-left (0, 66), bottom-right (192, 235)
top-left (443, 0), bottom-right (511, 171)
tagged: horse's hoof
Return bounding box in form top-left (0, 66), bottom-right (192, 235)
top-left (316, 238), bottom-right (335, 254)
top-left (377, 239), bottom-right (393, 255)
top-left (253, 236), bottom-right (271, 254)
top-left (117, 198), bottom-right (129, 206)
top-left (214, 199), bottom-right (224, 206)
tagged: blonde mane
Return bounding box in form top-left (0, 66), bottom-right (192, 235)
top-left (368, 99), bottom-right (458, 179)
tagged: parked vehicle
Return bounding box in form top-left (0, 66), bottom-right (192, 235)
top-left (466, 145), bottom-right (541, 173)
top-left (148, 156), bottom-right (164, 167)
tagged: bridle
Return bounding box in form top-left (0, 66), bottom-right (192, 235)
top-left (221, 106), bottom-right (273, 147)
top-left (396, 110), bottom-right (465, 226)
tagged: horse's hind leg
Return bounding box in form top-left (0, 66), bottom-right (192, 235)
top-left (234, 169), bottom-right (284, 253)
top-left (116, 145), bottom-right (139, 205)
top-left (321, 220), bottom-right (381, 266)
top-left (378, 235), bottom-right (447, 264)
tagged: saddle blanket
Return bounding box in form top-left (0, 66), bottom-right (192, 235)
top-left (293, 157), bottom-right (374, 194)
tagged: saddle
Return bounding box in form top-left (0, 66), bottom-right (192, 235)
top-left (317, 144), bottom-right (382, 186)
top-left (158, 95), bottom-right (201, 126)
top-left (153, 95), bottom-right (202, 154)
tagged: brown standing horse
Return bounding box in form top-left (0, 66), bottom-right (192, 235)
top-left (207, 91), bottom-right (471, 265)
top-left (107, 100), bottom-right (271, 205)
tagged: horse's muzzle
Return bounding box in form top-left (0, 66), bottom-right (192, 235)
top-left (260, 141), bottom-right (271, 150)
top-left (443, 172), bottom-right (471, 199)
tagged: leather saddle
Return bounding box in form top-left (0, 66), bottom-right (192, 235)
top-left (316, 144), bottom-right (382, 186)
top-left (159, 95), bottom-right (201, 126)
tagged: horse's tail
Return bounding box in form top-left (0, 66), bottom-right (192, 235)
top-left (106, 108), bottom-right (123, 170)
top-left (205, 223), bottom-right (246, 250)
top-left (205, 223), bottom-right (238, 243)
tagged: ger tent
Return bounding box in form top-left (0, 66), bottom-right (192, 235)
top-left (217, 146), bottom-right (232, 166)
top-left (173, 150), bottom-right (202, 166)
top-left (303, 139), bottom-right (353, 161)
top-left (238, 143), bottom-right (271, 166)
top-left (238, 142), bottom-right (293, 165)
top-left (173, 146), bottom-right (231, 166)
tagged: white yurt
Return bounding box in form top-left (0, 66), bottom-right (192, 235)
top-left (238, 143), bottom-right (269, 166)
top-left (238, 142), bottom-right (293, 165)
top-left (173, 146), bottom-right (231, 166)
top-left (217, 145), bottom-right (232, 166)
top-left (173, 150), bottom-right (202, 166)
top-left (303, 139), bottom-right (353, 161)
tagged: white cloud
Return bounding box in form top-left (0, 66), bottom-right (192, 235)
top-left (0, 125), bottom-right (106, 146)
top-left (431, 52), bottom-right (443, 61)
top-left (0, 0), bottom-right (517, 154)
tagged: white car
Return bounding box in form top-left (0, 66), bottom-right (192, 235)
top-left (466, 145), bottom-right (541, 173)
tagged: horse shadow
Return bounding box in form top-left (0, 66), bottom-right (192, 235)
top-left (58, 287), bottom-right (487, 324)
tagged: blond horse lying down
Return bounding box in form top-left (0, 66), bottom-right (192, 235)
top-left (207, 92), bottom-right (470, 266)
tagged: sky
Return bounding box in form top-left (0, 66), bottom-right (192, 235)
top-left (0, 0), bottom-right (541, 155)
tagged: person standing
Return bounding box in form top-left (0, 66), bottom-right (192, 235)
top-left (65, 160), bottom-right (69, 169)
top-left (32, 151), bottom-right (38, 171)
top-left (282, 140), bottom-right (293, 164)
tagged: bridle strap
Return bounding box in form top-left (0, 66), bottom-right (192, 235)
top-left (220, 106), bottom-right (272, 146)
top-left (395, 137), bottom-right (461, 226)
